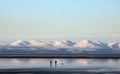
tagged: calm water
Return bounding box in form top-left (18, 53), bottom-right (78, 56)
top-left (0, 58), bottom-right (120, 70)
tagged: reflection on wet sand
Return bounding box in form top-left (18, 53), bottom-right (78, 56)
top-left (11, 59), bottom-right (22, 64)
top-left (29, 59), bottom-right (48, 64)
top-left (75, 59), bottom-right (89, 65)
top-left (0, 58), bottom-right (120, 69)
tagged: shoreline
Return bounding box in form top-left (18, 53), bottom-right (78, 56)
top-left (0, 54), bottom-right (120, 58)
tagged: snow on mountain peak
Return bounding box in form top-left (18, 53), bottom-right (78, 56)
top-left (29, 40), bottom-right (75, 48)
top-left (108, 42), bottom-right (120, 49)
top-left (73, 40), bottom-right (108, 49)
top-left (29, 40), bottom-right (43, 46)
top-left (52, 41), bottom-right (68, 48)
top-left (30, 40), bottom-right (53, 47)
top-left (62, 40), bottom-right (76, 46)
top-left (11, 40), bottom-right (30, 47)
top-left (8, 40), bottom-right (120, 49)
top-left (73, 40), bottom-right (94, 48)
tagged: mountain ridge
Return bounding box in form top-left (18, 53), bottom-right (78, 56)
top-left (0, 40), bottom-right (120, 54)
top-left (0, 40), bottom-right (120, 49)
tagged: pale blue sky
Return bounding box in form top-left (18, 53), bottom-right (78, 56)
top-left (0, 0), bottom-right (120, 42)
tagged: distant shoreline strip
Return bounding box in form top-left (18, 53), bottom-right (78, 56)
top-left (0, 54), bottom-right (120, 58)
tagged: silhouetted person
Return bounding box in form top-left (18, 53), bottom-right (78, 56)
top-left (50, 60), bottom-right (52, 67)
top-left (55, 60), bottom-right (57, 67)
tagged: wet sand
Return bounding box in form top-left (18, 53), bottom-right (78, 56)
top-left (0, 68), bottom-right (120, 74)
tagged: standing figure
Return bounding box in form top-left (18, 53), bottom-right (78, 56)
top-left (50, 60), bottom-right (52, 67)
top-left (55, 60), bottom-right (57, 68)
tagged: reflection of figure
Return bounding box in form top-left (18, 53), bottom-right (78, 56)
top-left (50, 60), bottom-right (52, 67)
top-left (62, 63), bottom-right (64, 67)
top-left (55, 60), bottom-right (57, 67)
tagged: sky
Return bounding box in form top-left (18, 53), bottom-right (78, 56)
top-left (0, 0), bottom-right (120, 42)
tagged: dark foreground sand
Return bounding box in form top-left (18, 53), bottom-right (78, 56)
top-left (0, 68), bottom-right (120, 74)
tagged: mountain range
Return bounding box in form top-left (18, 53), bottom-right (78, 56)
top-left (0, 40), bottom-right (119, 49)
top-left (0, 40), bottom-right (120, 54)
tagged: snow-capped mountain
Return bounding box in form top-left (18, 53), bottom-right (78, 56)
top-left (61, 40), bottom-right (76, 46)
top-left (29, 40), bottom-right (73, 49)
top-left (108, 42), bottom-right (120, 49)
top-left (4, 40), bottom-right (120, 49)
top-left (0, 40), bottom-right (120, 54)
top-left (11, 40), bottom-right (30, 47)
top-left (52, 41), bottom-right (68, 48)
top-left (73, 40), bottom-right (108, 49)
top-left (30, 40), bottom-right (53, 48)
top-left (30, 40), bottom-right (46, 47)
